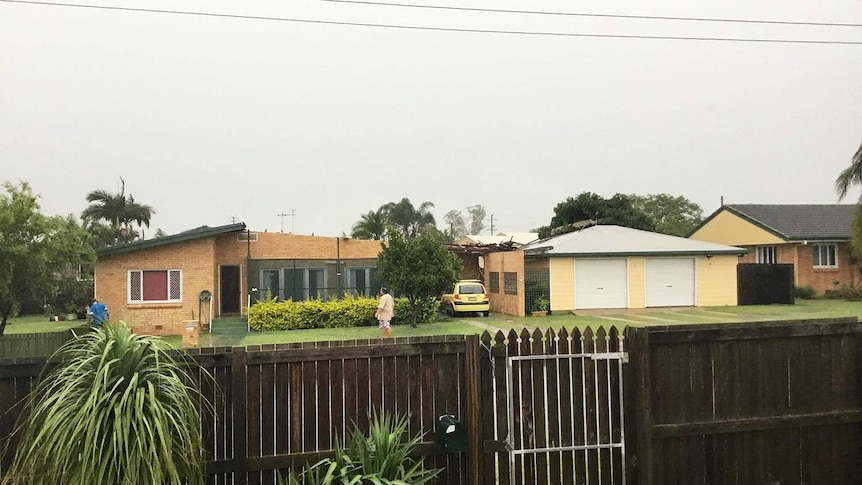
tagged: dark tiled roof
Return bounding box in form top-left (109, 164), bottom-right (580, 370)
top-left (725, 204), bottom-right (859, 241)
top-left (97, 223), bottom-right (247, 257)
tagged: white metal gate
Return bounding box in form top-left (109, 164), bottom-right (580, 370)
top-left (505, 351), bottom-right (628, 485)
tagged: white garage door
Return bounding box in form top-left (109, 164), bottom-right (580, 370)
top-left (575, 259), bottom-right (628, 310)
top-left (645, 258), bottom-right (696, 307)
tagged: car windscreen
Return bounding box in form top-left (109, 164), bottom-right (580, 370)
top-left (458, 285), bottom-right (485, 294)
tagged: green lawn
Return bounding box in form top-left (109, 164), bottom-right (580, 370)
top-left (2, 314), bottom-right (89, 334)
top-left (199, 319), bottom-right (485, 347)
top-left (489, 299), bottom-right (862, 334)
top-left (6, 300), bottom-right (860, 349)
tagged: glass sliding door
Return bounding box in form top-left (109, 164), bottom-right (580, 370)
top-left (261, 269), bottom-right (281, 301)
top-left (307, 269), bottom-right (325, 300)
top-left (283, 268), bottom-right (303, 301)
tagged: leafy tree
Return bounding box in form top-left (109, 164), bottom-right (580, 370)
top-left (0, 182), bottom-right (95, 334)
top-left (466, 204), bottom-right (486, 235)
top-left (4, 324), bottom-right (209, 484)
top-left (419, 225), bottom-right (454, 244)
top-left (541, 192), bottom-right (654, 238)
top-left (375, 232), bottom-right (461, 327)
top-left (81, 177), bottom-right (154, 246)
top-left (629, 193), bottom-right (704, 237)
top-left (443, 209), bottom-right (467, 239)
top-left (382, 198), bottom-right (436, 238)
top-left (351, 208), bottom-right (390, 240)
top-left (836, 139), bottom-right (862, 259)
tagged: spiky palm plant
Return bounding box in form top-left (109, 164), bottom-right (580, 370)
top-left (2, 323), bottom-right (208, 485)
top-left (283, 410), bottom-right (440, 485)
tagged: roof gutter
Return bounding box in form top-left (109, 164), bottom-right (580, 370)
top-left (524, 249), bottom-right (748, 259)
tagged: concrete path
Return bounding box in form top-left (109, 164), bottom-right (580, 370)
top-left (629, 314), bottom-right (682, 323)
top-left (600, 315), bottom-right (647, 325)
top-left (464, 319), bottom-right (505, 333)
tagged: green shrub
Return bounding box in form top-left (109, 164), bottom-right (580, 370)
top-left (3, 323), bottom-right (208, 485)
top-left (824, 285), bottom-right (862, 302)
top-left (281, 410), bottom-right (439, 485)
top-left (248, 295), bottom-right (438, 331)
top-left (794, 286), bottom-right (818, 300)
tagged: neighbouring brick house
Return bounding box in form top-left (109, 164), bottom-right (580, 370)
top-left (689, 204), bottom-right (861, 295)
top-left (95, 223), bottom-right (383, 344)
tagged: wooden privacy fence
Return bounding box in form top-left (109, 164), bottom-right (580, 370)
top-left (0, 327), bottom-right (88, 358)
top-left (0, 335), bottom-right (482, 485)
top-left (628, 317), bottom-right (862, 484)
top-left (1, 317), bottom-right (862, 484)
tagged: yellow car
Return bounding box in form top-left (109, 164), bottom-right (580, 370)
top-left (441, 280), bottom-right (490, 317)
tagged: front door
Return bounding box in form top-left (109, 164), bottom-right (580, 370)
top-left (220, 265), bottom-right (241, 315)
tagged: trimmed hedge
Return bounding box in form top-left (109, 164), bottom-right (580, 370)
top-left (248, 295), bottom-right (439, 331)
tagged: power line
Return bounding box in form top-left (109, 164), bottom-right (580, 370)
top-left (315, 0), bottom-right (862, 29)
top-left (2, 0), bottom-right (861, 45)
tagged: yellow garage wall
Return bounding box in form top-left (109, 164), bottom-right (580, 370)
top-left (696, 255), bottom-right (738, 306)
top-left (627, 257), bottom-right (646, 309)
top-left (549, 257), bottom-right (575, 311)
top-left (690, 210), bottom-right (784, 246)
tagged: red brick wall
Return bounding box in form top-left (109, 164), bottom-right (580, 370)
top-left (737, 242), bottom-right (859, 294)
top-left (96, 238), bottom-right (216, 345)
top-left (219, 232), bottom-right (383, 260)
top-left (95, 232), bottom-right (386, 339)
top-left (795, 242), bottom-right (858, 294)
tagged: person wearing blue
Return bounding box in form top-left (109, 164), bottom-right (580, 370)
top-left (88, 298), bottom-right (108, 326)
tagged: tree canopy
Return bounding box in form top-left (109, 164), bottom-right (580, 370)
top-left (351, 208), bottom-right (390, 240)
top-left (81, 178), bottom-right (155, 247)
top-left (350, 198), bottom-right (436, 240)
top-left (540, 192), bottom-right (654, 238)
top-left (443, 210), bottom-right (467, 240)
top-left (383, 198), bottom-right (436, 238)
top-left (375, 232), bottom-right (461, 326)
top-left (466, 205), bottom-right (486, 235)
top-left (0, 182), bottom-right (95, 334)
top-left (629, 193), bottom-right (704, 237)
top-left (836, 138), bottom-right (862, 260)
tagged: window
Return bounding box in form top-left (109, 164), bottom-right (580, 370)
top-left (260, 269), bottom-right (280, 300)
top-left (348, 267), bottom-right (380, 297)
top-left (129, 270), bottom-right (182, 303)
top-left (237, 232), bottom-right (258, 242)
top-left (813, 244), bottom-right (838, 268)
top-left (504, 272), bottom-right (518, 295)
top-left (283, 268), bottom-right (327, 300)
top-left (489, 272), bottom-right (500, 293)
top-left (755, 246), bottom-right (777, 264)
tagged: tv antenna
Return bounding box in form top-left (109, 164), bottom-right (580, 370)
top-left (278, 209), bottom-right (296, 233)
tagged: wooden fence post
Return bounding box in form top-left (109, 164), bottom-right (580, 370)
top-left (627, 327), bottom-right (652, 485)
top-left (232, 347), bottom-right (248, 485)
top-left (465, 334), bottom-right (483, 485)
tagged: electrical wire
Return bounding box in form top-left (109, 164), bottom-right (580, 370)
top-left (315, 0), bottom-right (862, 29)
top-left (2, 0), bottom-right (861, 45)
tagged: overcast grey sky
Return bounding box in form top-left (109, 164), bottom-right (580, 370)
top-left (2, 0), bottom-right (861, 237)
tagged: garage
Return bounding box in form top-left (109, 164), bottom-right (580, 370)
top-left (645, 258), bottom-right (696, 307)
top-left (575, 259), bottom-right (628, 309)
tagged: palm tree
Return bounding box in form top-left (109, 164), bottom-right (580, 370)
top-left (836, 140), bottom-right (862, 201)
top-left (836, 139), bottom-right (862, 260)
top-left (81, 178), bottom-right (154, 245)
top-left (351, 208), bottom-right (389, 240)
top-left (383, 198), bottom-right (436, 238)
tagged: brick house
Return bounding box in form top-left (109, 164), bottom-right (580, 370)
top-left (689, 205), bottom-right (861, 294)
top-left (95, 223), bottom-right (383, 343)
